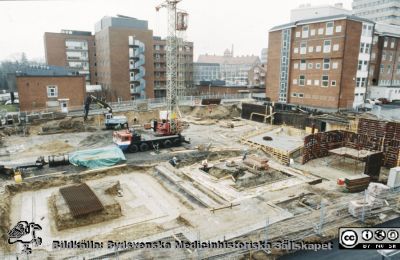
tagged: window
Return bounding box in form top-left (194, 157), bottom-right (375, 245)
top-left (358, 60), bottom-right (363, 70)
top-left (318, 28), bottom-right (324, 35)
top-left (333, 44), bottom-right (339, 51)
top-left (326, 22), bottom-right (334, 35)
top-left (390, 39), bottom-right (395, 48)
top-left (300, 59), bottom-right (306, 70)
top-left (322, 76), bottom-right (329, 87)
top-left (371, 52), bottom-right (376, 60)
top-left (308, 62), bottom-right (313, 69)
top-left (300, 42), bottom-right (307, 54)
top-left (389, 53), bottom-right (393, 61)
top-left (293, 79), bottom-right (298, 85)
top-left (292, 93), bottom-right (298, 97)
top-left (382, 52), bottom-right (386, 60)
top-left (310, 29), bottom-right (315, 36)
top-left (332, 62), bottom-right (338, 69)
top-left (323, 58), bottom-right (330, 70)
top-left (298, 93), bottom-right (304, 98)
top-left (302, 25), bottom-right (309, 38)
top-left (316, 63), bottom-right (321, 69)
top-left (365, 43), bottom-right (371, 53)
top-left (362, 24), bottom-right (373, 37)
top-left (314, 80), bottom-right (320, 86)
top-left (294, 63), bottom-right (299, 69)
top-left (308, 46), bottom-right (314, 53)
top-left (299, 75), bottom-right (305, 86)
top-left (296, 31), bottom-right (301, 38)
top-left (316, 46), bottom-right (321, 52)
top-left (307, 79), bottom-right (312, 85)
top-left (155, 45), bottom-right (160, 50)
top-left (335, 25), bottom-right (342, 33)
top-left (356, 77), bottom-right (366, 87)
top-left (47, 85), bottom-right (58, 97)
top-left (294, 48), bottom-right (299, 53)
top-left (331, 80), bottom-right (336, 87)
top-left (380, 64), bottom-right (384, 72)
top-left (360, 43), bottom-right (365, 53)
top-left (323, 40), bottom-right (331, 53)
top-left (397, 64), bottom-right (400, 74)
top-left (384, 38), bottom-right (388, 47)
top-left (387, 65), bottom-right (392, 74)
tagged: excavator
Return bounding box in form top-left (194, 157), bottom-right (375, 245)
top-left (83, 95), bottom-right (128, 129)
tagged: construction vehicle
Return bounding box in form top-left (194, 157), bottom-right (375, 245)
top-left (113, 0), bottom-right (190, 154)
top-left (84, 95), bottom-right (128, 129)
top-left (113, 114), bottom-right (188, 153)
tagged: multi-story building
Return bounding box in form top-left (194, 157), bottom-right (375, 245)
top-left (45, 16), bottom-right (194, 101)
top-left (94, 15), bottom-right (154, 101)
top-left (260, 48), bottom-right (268, 65)
top-left (291, 3), bottom-right (352, 22)
top-left (352, 0), bottom-right (400, 26)
top-left (196, 49), bottom-right (261, 86)
top-left (44, 30), bottom-right (96, 85)
top-left (153, 36), bottom-right (194, 98)
top-left (248, 64), bottom-right (266, 88)
top-left (266, 15), bottom-right (375, 110)
top-left (367, 23), bottom-right (400, 100)
top-left (193, 63), bottom-right (221, 85)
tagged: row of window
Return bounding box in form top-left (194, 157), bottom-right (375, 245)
top-left (384, 37), bottom-right (397, 48)
top-left (292, 92), bottom-right (304, 98)
top-left (294, 40), bottom-right (338, 54)
top-left (293, 75), bottom-right (335, 87)
top-left (379, 80), bottom-right (400, 86)
top-left (293, 59), bottom-right (338, 70)
top-left (380, 64), bottom-right (400, 74)
top-left (381, 51), bottom-right (400, 62)
top-left (296, 22), bottom-right (341, 39)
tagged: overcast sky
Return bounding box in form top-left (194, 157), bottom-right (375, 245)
top-left (0, 0), bottom-right (352, 61)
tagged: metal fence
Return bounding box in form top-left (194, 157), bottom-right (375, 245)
top-left (3, 93), bottom-right (252, 124)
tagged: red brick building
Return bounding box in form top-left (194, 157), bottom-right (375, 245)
top-left (266, 15), bottom-right (375, 111)
top-left (16, 75), bottom-right (86, 112)
top-left (44, 30), bottom-right (96, 85)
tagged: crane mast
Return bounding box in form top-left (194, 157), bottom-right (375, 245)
top-left (156, 0), bottom-right (188, 134)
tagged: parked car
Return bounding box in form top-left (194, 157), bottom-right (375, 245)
top-left (5, 99), bottom-right (19, 105)
top-left (377, 98), bottom-right (390, 104)
top-left (366, 98), bottom-right (382, 105)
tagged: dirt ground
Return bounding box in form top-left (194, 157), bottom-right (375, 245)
top-left (0, 104), bottom-right (396, 259)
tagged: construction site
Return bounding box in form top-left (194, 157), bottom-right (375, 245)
top-left (1, 1), bottom-right (400, 260)
top-left (0, 98), bottom-right (400, 259)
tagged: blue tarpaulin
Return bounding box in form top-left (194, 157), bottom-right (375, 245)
top-left (69, 146), bottom-right (126, 169)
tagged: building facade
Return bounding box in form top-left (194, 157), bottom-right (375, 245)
top-left (196, 49), bottom-right (261, 87)
top-left (44, 30), bottom-right (96, 85)
top-left (44, 16), bottom-right (194, 101)
top-left (153, 36), bottom-right (194, 98)
top-left (17, 75), bottom-right (86, 112)
top-left (291, 3), bottom-right (352, 22)
top-left (266, 15), bottom-right (375, 110)
top-left (352, 0), bottom-right (400, 26)
top-left (367, 23), bottom-right (400, 100)
top-left (94, 16), bottom-right (154, 101)
top-left (193, 63), bottom-right (221, 85)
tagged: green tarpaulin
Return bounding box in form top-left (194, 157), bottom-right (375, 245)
top-left (69, 146), bottom-right (126, 169)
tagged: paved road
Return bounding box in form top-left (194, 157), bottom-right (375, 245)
top-left (280, 217), bottom-right (400, 260)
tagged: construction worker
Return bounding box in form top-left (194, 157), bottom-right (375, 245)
top-left (169, 156), bottom-right (178, 167)
top-left (202, 159), bottom-right (208, 171)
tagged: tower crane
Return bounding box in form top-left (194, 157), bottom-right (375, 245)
top-left (156, 0), bottom-right (188, 135)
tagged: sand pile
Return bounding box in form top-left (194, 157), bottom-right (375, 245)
top-left (42, 118), bottom-right (96, 133)
top-left (189, 105), bottom-right (240, 120)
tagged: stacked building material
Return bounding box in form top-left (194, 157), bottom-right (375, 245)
top-left (348, 199), bottom-right (373, 217)
top-left (243, 155), bottom-right (269, 171)
top-left (345, 175), bottom-right (371, 193)
top-left (387, 167), bottom-right (400, 188)
top-left (367, 182), bottom-right (390, 198)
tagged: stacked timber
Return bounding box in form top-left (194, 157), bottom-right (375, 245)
top-left (345, 174), bottom-right (371, 193)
